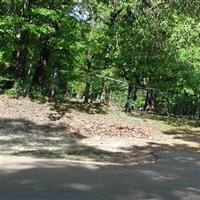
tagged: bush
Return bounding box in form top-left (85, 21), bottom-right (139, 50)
top-left (4, 88), bottom-right (19, 97)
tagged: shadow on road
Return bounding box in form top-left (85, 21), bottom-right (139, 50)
top-left (1, 150), bottom-right (200, 200)
top-left (1, 116), bottom-right (200, 199)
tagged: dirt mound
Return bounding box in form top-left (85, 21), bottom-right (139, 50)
top-left (0, 95), bottom-right (159, 164)
top-left (0, 95), bottom-right (152, 139)
top-left (64, 112), bottom-right (151, 138)
top-left (0, 95), bottom-right (51, 124)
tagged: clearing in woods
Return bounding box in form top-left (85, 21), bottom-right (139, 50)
top-left (0, 95), bottom-right (199, 164)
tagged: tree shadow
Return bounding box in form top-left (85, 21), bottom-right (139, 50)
top-left (49, 99), bottom-right (108, 118)
top-left (163, 128), bottom-right (200, 144)
top-left (0, 117), bottom-right (155, 164)
top-left (0, 117), bottom-right (83, 157)
top-left (1, 148), bottom-right (200, 200)
top-left (1, 117), bottom-right (200, 200)
top-left (130, 112), bottom-right (200, 127)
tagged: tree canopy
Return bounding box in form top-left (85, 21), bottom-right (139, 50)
top-left (0, 0), bottom-right (199, 116)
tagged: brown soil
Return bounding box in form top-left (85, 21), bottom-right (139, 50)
top-left (0, 95), bottom-right (199, 164)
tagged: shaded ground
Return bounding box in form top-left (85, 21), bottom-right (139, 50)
top-left (131, 112), bottom-right (200, 127)
top-left (0, 95), bottom-right (199, 164)
top-left (1, 151), bottom-right (200, 200)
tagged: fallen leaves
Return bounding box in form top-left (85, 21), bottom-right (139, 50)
top-left (63, 112), bottom-right (151, 139)
top-left (0, 94), bottom-right (154, 140)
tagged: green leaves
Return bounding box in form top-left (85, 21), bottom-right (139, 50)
top-left (0, 51), bottom-right (3, 63)
top-left (32, 7), bottom-right (60, 21)
top-left (25, 23), bottom-right (56, 36)
top-left (0, 16), bottom-right (23, 35)
top-left (0, 0), bottom-right (199, 115)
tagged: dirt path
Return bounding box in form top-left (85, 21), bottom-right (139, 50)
top-left (0, 95), bottom-right (199, 164)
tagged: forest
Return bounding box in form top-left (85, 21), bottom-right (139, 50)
top-left (0, 0), bottom-right (200, 117)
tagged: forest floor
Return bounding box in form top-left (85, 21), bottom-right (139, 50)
top-left (0, 95), bottom-right (199, 164)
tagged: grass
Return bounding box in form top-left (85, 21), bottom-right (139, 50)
top-left (129, 112), bottom-right (200, 129)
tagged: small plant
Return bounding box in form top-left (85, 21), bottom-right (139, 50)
top-left (4, 88), bottom-right (19, 97)
top-left (29, 88), bottom-right (46, 103)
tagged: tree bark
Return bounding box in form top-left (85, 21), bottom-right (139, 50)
top-left (13, 34), bottom-right (29, 79)
top-left (144, 89), bottom-right (156, 112)
top-left (12, 0), bottom-right (32, 80)
top-left (125, 84), bottom-right (138, 112)
top-left (98, 78), bottom-right (108, 104)
top-left (33, 40), bottom-right (51, 87)
top-left (83, 53), bottom-right (92, 103)
top-left (196, 92), bottom-right (200, 119)
top-left (84, 81), bottom-right (91, 103)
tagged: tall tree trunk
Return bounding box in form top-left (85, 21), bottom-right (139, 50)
top-left (99, 78), bottom-right (106, 103)
top-left (13, 30), bottom-right (29, 79)
top-left (33, 17), bottom-right (59, 90)
top-left (125, 84), bottom-right (138, 112)
top-left (12, 0), bottom-right (32, 80)
top-left (196, 92), bottom-right (200, 119)
top-left (84, 81), bottom-right (91, 103)
top-left (83, 55), bottom-right (92, 103)
top-left (33, 40), bottom-right (51, 87)
top-left (144, 89), bottom-right (156, 112)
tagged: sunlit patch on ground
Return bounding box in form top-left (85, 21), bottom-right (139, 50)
top-left (0, 95), bottom-right (199, 164)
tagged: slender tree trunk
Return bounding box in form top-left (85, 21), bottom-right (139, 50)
top-left (33, 40), bottom-right (51, 87)
top-left (12, 0), bottom-right (32, 80)
top-left (83, 55), bottom-right (92, 103)
top-left (84, 81), bottom-right (91, 103)
top-left (33, 17), bottom-right (59, 90)
top-left (125, 84), bottom-right (138, 112)
top-left (144, 89), bottom-right (156, 112)
top-left (98, 78), bottom-right (106, 103)
top-left (105, 88), bottom-right (111, 105)
top-left (13, 30), bottom-right (29, 78)
top-left (196, 92), bottom-right (200, 119)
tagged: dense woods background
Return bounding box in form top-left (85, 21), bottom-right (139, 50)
top-left (0, 0), bottom-right (199, 117)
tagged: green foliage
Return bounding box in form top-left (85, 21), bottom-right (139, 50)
top-left (0, 0), bottom-right (199, 116)
top-left (28, 87), bottom-right (46, 102)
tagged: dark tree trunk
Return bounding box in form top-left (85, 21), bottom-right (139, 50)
top-left (33, 40), bottom-right (51, 87)
top-left (13, 32), bottom-right (29, 79)
top-left (84, 81), bottom-right (91, 103)
top-left (83, 55), bottom-right (92, 103)
top-left (144, 89), bottom-right (156, 112)
top-left (125, 84), bottom-right (138, 112)
top-left (196, 92), bottom-right (200, 119)
top-left (98, 78), bottom-right (106, 103)
top-left (12, 0), bottom-right (32, 79)
top-left (33, 13), bottom-right (59, 89)
top-left (99, 78), bottom-right (105, 100)
top-left (105, 87), bottom-right (111, 105)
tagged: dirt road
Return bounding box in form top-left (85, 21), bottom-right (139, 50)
top-left (1, 150), bottom-right (200, 200)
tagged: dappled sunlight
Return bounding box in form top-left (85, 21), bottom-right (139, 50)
top-left (173, 188), bottom-right (200, 200)
top-left (0, 117), bottom-right (79, 155)
top-left (1, 150), bottom-right (200, 200)
top-left (162, 127), bottom-right (200, 149)
top-left (137, 170), bottom-right (178, 181)
top-left (132, 112), bottom-right (200, 128)
top-left (1, 155), bottom-right (102, 177)
top-left (0, 116), bottom-right (157, 164)
top-left (0, 97), bottom-right (199, 165)
top-left (0, 0), bottom-right (199, 198)
top-left (1, 95), bottom-right (199, 165)
top-left (1, 157), bottom-right (38, 175)
top-left (65, 183), bottom-right (93, 191)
